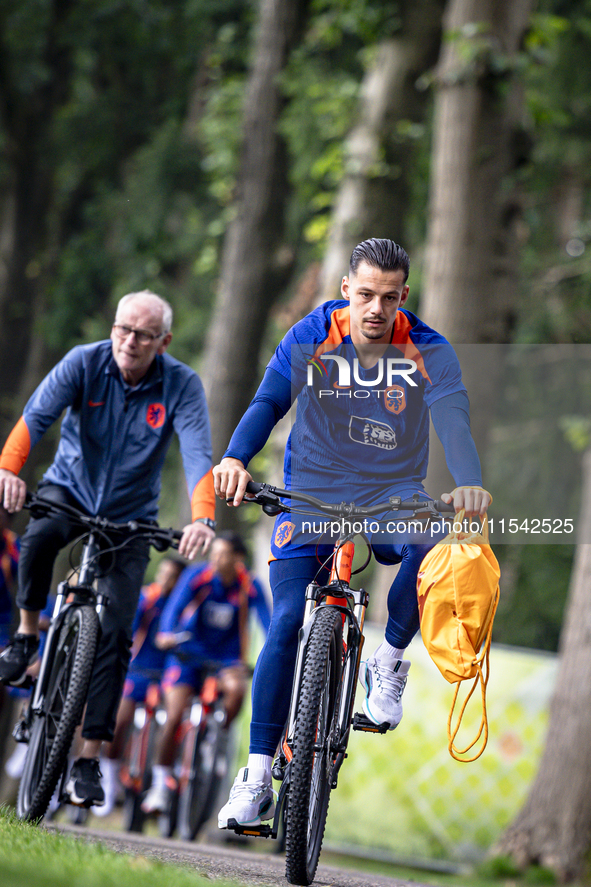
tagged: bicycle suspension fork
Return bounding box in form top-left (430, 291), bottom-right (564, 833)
top-left (31, 533), bottom-right (106, 714)
top-left (282, 538), bottom-right (370, 766)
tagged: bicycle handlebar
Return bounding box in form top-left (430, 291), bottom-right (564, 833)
top-left (24, 491), bottom-right (183, 551)
top-left (240, 481), bottom-right (455, 520)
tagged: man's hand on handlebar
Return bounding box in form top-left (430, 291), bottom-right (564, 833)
top-left (213, 457), bottom-right (252, 507)
top-left (0, 468), bottom-right (27, 513)
top-left (179, 520), bottom-right (215, 559)
top-left (441, 486), bottom-right (492, 517)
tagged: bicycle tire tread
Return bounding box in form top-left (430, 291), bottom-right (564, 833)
top-left (17, 606), bottom-right (100, 821)
top-left (285, 607), bottom-right (341, 886)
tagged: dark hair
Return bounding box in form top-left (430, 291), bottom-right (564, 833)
top-left (349, 238), bottom-right (410, 282)
top-left (215, 530), bottom-right (248, 558)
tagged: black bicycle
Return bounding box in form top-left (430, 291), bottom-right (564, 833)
top-left (154, 654), bottom-right (233, 842)
top-left (14, 492), bottom-right (181, 823)
top-left (119, 668), bottom-right (165, 833)
top-left (175, 660), bottom-right (230, 841)
top-left (227, 481), bottom-right (454, 886)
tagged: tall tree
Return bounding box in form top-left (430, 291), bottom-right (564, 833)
top-left (0, 0), bottom-right (75, 442)
top-left (493, 445), bottom-right (591, 881)
top-left (318, 0), bottom-right (445, 302)
top-left (420, 0), bottom-right (535, 344)
top-left (419, 0), bottom-right (536, 496)
top-left (201, 0), bottom-right (310, 478)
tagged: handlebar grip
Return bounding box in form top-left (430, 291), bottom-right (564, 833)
top-left (245, 481), bottom-right (264, 495)
top-left (433, 499), bottom-right (455, 514)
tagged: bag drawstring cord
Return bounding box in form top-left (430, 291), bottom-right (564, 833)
top-left (447, 584), bottom-right (499, 762)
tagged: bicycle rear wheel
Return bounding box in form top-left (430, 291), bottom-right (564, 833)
top-left (17, 605), bottom-right (100, 821)
top-left (178, 710), bottom-right (227, 841)
top-left (285, 606), bottom-right (342, 886)
top-left (121, 704), bottom-right (159, 833)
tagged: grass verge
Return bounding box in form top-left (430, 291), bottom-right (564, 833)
top-left (0, 806), bottom-right (240, 887)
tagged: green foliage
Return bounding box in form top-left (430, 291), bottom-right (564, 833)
top-left (477, 854), bottom-right (523, 880)
top-left (515, 4), bottom-right (591, 343)
top-left (278, 0), bottom-right (406, 262)
top-left (477, 855), bottom-right (556, 884)
top-left (493, 545), bottom-right (573, 652)
top-left (1, 0), bottom-right (250, 362)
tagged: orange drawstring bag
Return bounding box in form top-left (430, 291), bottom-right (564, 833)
top-left (417, 511), bottom-right (500, 761)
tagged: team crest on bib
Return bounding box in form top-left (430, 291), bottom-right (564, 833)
top-left (384, 385), bottom-right (406, 414)
top-left (275, 521), bottom-right (295, 548)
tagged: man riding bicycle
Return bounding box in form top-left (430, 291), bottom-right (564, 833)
top-left (213, 238), bottom-right (491, 829)
top-left (141, 531), bottom-right (270, 815)
top-left (0, 290), bottom-right (216, 809)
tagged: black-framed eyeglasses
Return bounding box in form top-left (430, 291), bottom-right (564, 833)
top-left (112, 324), bottom-right (166, 346)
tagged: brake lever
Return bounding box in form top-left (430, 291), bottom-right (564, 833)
top-left (225, 493), bottom-right (288, 517)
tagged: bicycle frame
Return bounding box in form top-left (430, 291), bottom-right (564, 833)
top-left (234, 529), bottom-right (371, 842)
top-left (29, 532), bottom-right (106, 718)
top-left (14, 493), bottom-right (182, 822)
top-left (228, 485), bottom-right (455, 848)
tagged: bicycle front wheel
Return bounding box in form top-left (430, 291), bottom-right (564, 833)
top-left (17, 605), bottom-right (100, 821)
top-left (285, 606), bottom-right (342, 886)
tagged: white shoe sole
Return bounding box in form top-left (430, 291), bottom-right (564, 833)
top-left (65, 779), bottom-right (105, 808)
top-left (218, 799), bottom-right (275, 829)
top-left (361, 696), bottom-right (397, 731)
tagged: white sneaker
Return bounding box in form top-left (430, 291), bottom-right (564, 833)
top-left (359, 653), bottom-right (410, 730)
top-left (93, 758), bottom-right (121, 817)
top-left (4, 742), bottom-right (28, 779)
top-left (218, 766), bottom-right (275, 828)
top-left (141, 782), bottom-right (170, 815)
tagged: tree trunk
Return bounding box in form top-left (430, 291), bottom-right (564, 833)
top-left (200, 0), bottom-right (309, 527)
top-left (421, 0), bottom-right (535, 495)
top-left (420, 0), bottom-right (535, 344)
top-left (0, 0), bottom-right (74, 442)
top-left (493, 447), bottom-right (591, 882)
top-left (318, 0), bottom-right (445, 304)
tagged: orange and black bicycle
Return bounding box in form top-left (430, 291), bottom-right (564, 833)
top-left (227, 480), bottom-right (454, 886)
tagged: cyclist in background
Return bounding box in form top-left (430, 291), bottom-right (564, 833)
top-left (0, 290), bottom-right (216, 809)
top-left (214, 238), bottom-right (492, 829)
top-left (141, 531), bottom-right (270, 815)
top-left (0, 506), bottom-right (19, 656)
top-left (0, 506), bottom-right (20, 774)
top-left (95, 554), bottom-right (186, 817)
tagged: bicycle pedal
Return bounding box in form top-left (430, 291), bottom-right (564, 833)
top-left (226, 818), bottom-right (276, 838)
top-left (352, 712), bottom-right (389, 734)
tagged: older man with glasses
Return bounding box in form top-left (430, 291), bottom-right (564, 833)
top-left (0, 289), bottom-right (215, 809)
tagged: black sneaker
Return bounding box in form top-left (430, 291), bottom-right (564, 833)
top-left (0, 634), bottom-right (39, 686)
top-left (65, 758), bottom-right (105, 808)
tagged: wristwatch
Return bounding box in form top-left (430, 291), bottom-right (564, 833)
top-left (195, 517), bottom-right (216, 530)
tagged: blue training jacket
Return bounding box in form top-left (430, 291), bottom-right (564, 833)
top-left (0, 341), bottom-right (215, 522)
